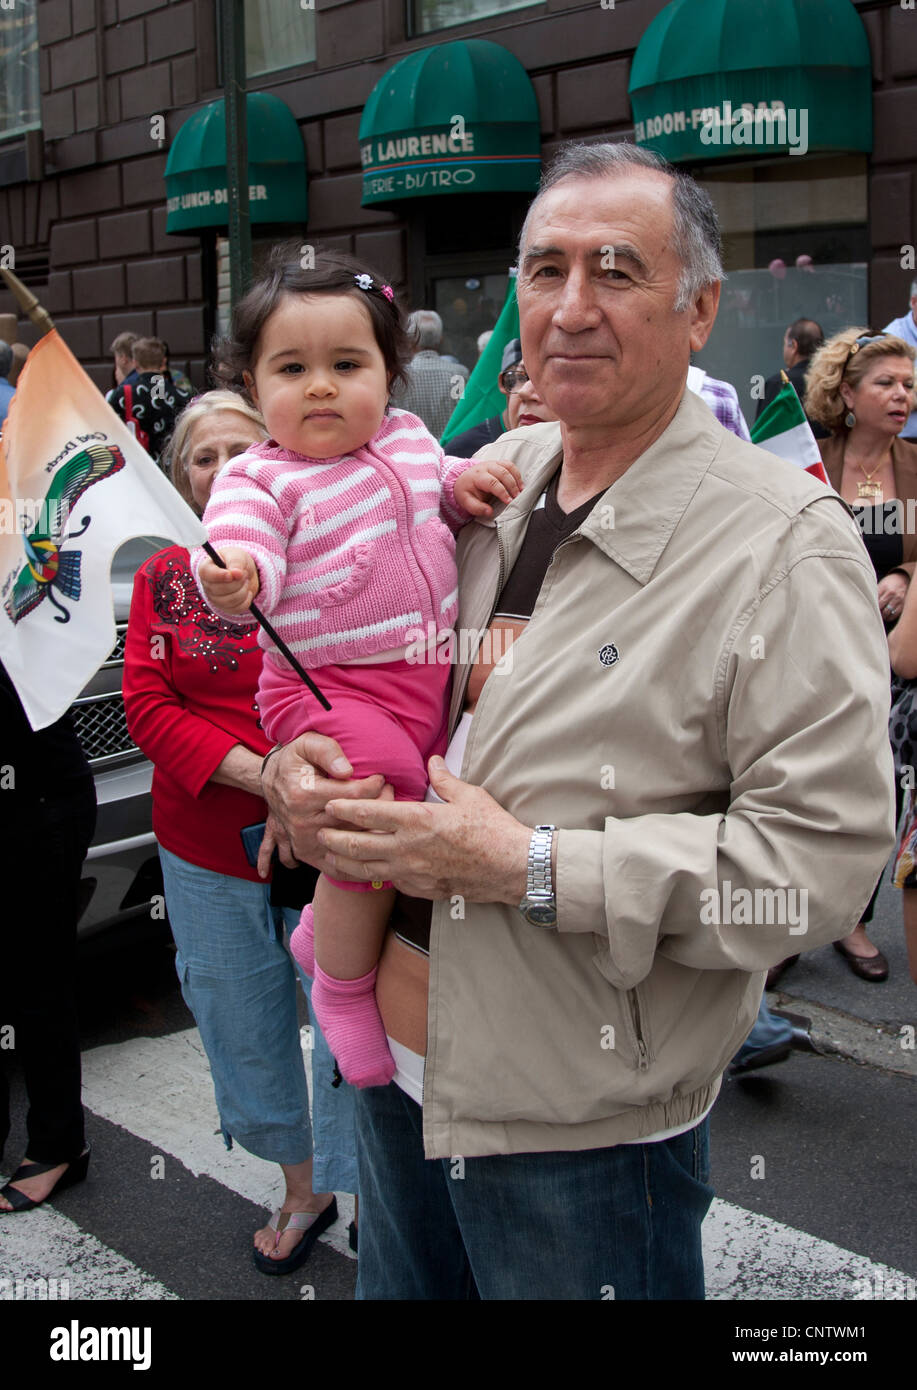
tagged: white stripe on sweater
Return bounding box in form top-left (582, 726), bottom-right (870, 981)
top-left (293, 518), bottom-right (398, 566)
top-left (407, 477), bottom-right (442, 493)
top-left (283, 566), bottom-right (357, 597)
top-left (266, 608), bottom-right (323, 627)
top-left (413, 508), bottom-right (438, 526)
top-left (301, 465), bottom-right (379, 505)
top-left (304, 488), bottom-right (392, 540)
top-left (291, 611), bottom-right (423, 653)
top-left (206, 510), bottom-right (285, 542)
top-left (440, 586), bottom-right (458, 613)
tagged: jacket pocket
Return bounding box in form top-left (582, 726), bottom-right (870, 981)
top-left (308, 544), bottom-right (373, 607)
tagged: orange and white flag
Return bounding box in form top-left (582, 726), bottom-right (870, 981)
top-left (0, 330), bottom-right (205, 729)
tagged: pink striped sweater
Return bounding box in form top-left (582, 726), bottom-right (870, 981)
top-left (191, 408), bottom-right (473, 668)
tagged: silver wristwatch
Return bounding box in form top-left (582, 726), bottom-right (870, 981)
top-left (518, 824), bottom-right (557, 927)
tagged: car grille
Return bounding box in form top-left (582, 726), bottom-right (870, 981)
top-left (71, 693), bottom-right (137, 767)
top-left (71, 625), bottom-right (139, 768)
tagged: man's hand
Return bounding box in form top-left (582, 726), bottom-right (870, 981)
top-left (321, 757), bottom-right (531, 904)
top-left (453, 459), bottom-right (523, 518)
top-left (198, 546), bottom-right (259, 614)
top-left (260, 733), bottom-right (392, 877)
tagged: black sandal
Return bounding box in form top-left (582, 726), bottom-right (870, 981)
top-left (0, 1144), bottom-right (91, 1213)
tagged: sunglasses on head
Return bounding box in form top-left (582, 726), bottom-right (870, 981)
top-left (845, 332), bottom-right (888, 365)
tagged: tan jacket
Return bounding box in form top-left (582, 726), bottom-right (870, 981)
top-left (422, 388), bottom-right (895, 1160)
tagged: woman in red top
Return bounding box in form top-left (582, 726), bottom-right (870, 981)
top-left (123, 390), bottom-right (356, 1274)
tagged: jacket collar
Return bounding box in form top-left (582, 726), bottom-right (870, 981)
top-left (494, 388), bottom-right (722, 585)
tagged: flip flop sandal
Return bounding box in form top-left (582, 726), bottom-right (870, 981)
top-left (0, 1145), bottom-right (91, 1213)
top-left (252, 1195), bottom-right (338, 1276)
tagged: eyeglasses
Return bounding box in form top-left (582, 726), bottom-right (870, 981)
top-left (502, 367), bottom-right (529, 392)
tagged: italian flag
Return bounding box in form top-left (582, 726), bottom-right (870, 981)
top-left (750, 380), bottom-right (829, 485)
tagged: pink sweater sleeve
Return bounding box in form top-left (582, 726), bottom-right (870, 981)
top-left (191, 459), bottom-right (289, 620)
top-left (439, 451), bottom-right (476, 533)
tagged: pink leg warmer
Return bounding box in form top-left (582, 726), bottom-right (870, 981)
top-left (310, 963), bottom-right (395, 1090)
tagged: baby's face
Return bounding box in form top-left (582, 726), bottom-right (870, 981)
top-left (245, 293), bottom-right (389, 459)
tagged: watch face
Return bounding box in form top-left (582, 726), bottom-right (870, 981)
top-left (523, 900), bottom-right (557, 928)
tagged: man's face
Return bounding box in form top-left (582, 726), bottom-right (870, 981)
top-left (782, 332), bottom-right (796, 368)
top-left (114, 352), bottom-right (134, 384)
top-left (910, 292), bottom-right (917, 328)
top-left (516, 171), bottom-right (719, 432)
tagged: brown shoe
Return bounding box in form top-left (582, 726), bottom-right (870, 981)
top-left (832, 939), bottom-right (889, 982)
top-left (765, 955), bottom-right (799, 990)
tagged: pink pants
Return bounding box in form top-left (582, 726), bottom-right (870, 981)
top-left (258, 654), bottom-right (451, 892)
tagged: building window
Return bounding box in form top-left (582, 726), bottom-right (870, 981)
top-left (692, 155), bottom-right (869, 402)
top-left (245, 0), bottom-right (315, 77)
top-left (409, 0), bottom-right (539, 37)
top-left (0, 3), bottom-right (39, 139)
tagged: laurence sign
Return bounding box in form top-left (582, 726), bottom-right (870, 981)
top-left (360, 123), bottom-right (540, 205)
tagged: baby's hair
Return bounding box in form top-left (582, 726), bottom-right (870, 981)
top-left (212, 243), bottom-right (413, 398)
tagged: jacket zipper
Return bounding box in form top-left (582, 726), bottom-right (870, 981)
top-left (628, 988), bottom-right (650, 1071)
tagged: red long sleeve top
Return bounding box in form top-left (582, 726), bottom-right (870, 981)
top-left (123, 546), bottom-right (271, 883)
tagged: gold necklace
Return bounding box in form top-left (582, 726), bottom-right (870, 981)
top-left (854, 460), bottom-right (886, 500)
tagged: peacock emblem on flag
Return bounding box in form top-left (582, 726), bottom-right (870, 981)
top-left (3, 442), bottom-right (126, 625)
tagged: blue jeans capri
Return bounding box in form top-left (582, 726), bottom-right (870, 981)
top-left (159, 847), bottom-right (357, 1191)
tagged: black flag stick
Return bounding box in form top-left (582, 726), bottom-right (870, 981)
top-left (203, 541), bottom-right (332, 711)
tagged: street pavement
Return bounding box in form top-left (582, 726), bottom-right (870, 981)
top-left (1, 870), bottom-right (914, 1305)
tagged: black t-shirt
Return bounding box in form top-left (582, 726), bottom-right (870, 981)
top-left (391, 468), bottom-right (607, 954)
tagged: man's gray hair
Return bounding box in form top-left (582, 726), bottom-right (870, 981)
top-left (0, 340), bottom-right (12, 379)
top-left (518, 141), bottom-right (724, 312)
top-left (910, 277), bottom-right (917, 300)
top-left (406, 309), bottom-right (443, 351)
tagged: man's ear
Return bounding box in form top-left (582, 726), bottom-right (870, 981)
top-left (243, 369), bottom-right (259, 406)
top-left (688, 280), bottom-right (721, 354)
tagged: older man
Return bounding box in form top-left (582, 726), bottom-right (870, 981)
top-left (261, 143), bottom-right (894, 1300)
top-left (393, 309), bottom-right (468, 439)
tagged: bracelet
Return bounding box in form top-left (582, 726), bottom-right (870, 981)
top-left (260, 744), bottom-right (285, 778)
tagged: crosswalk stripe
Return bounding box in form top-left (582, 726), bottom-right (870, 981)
top-left (78, 1029), bottom-right (356, 1260)
top-left (703, 1200), bottom-right (911, 1300)
top-left (0, 1204), bottom-right (178, 1301)
top-left (6, 1025), bottom-right (912, 1300)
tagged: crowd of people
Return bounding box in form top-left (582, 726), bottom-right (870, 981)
top-left (2, 140), bottom-right (917, 1301)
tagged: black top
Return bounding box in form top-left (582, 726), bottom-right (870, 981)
top-left (391, 469), bottom-right (607, 956)
top-left (446, 414), bottom-right (506, 459)
top-left (852, 502), bottom-right (904, 582)
top-left (0, 659), bottom-right (92, 805)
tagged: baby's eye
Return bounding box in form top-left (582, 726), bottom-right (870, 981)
top-left (280, 362), bottom-right (304, 374)
top-left (335, 359), bottom-right (359, 372)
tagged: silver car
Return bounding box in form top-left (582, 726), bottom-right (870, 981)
top-left (74, 536), bottom-right (171, 940)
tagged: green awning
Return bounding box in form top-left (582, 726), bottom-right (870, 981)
top-left (359, 39), bottom-right (540, 206)
top-left (165, 93), bottom-right (307, 234)
top-left (629, 0), bottom-right (873, 164)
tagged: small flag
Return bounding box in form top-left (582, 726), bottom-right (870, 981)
top-left (0, 329), bottom-right (206, 729)
top-left (751, 380), bottom-right (829, 485)
top-left (441, 273), bottom-right (519, 447)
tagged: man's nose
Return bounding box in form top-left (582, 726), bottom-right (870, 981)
top-left (551, 263), bottom-right (602, 331)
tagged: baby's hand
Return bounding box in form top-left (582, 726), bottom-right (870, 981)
top-left (198, 547), bottom-right (260, 613)
top-left (454, 459), bottom-right (524, 517)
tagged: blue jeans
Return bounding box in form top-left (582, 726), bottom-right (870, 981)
top-left (159, 848), bottom-right (357, 1190)
top-left (353, 1082), bottom-right (713, 1300)
top-left (732, 998), bottom-right (793, 1065)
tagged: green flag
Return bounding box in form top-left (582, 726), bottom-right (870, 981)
top-left (441, 274), bottom-right (519, 446)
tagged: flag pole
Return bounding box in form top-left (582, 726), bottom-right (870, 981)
top-left (0, 266), bottom-right (55, 336)
top-left (202, 542), bottom-right (331, 711)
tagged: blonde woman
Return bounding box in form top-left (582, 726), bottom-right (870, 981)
top-left (123, 390), bottom-right (357, 1273)
top-left (794, 329), bottom-right (917, 983)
